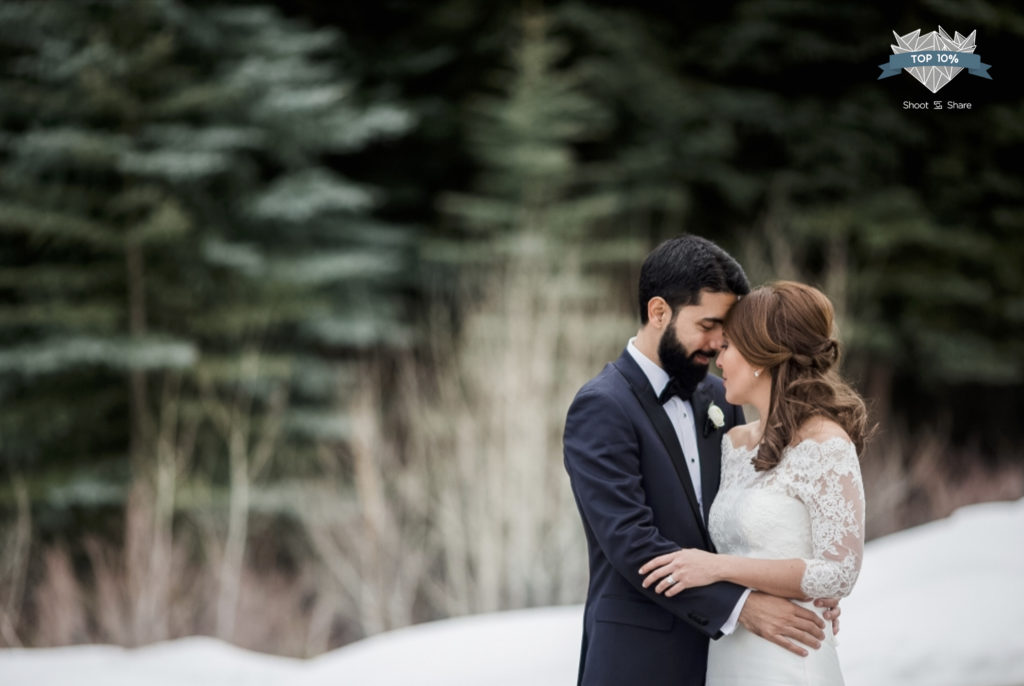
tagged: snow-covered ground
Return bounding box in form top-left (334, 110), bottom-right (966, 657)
top-left (3, 498), bottom-right (1023, 686)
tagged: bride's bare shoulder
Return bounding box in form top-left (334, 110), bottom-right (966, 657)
top-left (795, 416), bottom-right (851, 445)
top-left (726, 421), bottom-right (760, 451)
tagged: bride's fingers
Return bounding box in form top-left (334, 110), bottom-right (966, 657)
top-left (654, 571), bottom-right (681, 594)
top-left (641, 565), bottom-right (671, 589)
top-left (664, 580), bottom-right (686, 597)
top-left (814, 598), bottom-right (840, 620)
top-left (638, 554), bottom-right (675, 575)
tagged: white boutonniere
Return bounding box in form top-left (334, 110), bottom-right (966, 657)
top-left (707, 402), bottom-right (725, 429)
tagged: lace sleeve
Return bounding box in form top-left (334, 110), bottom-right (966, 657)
top-left (787, 439), bottom-right (866, 598)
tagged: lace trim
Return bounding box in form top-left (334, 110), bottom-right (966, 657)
top-left (720, 434), bottom-right (865, 598)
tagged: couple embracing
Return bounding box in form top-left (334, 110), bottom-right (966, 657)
top-left (563, 235), bottom-right (869, 685)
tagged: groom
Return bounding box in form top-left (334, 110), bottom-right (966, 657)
top-left (563, 236), bottom-right (831, 686)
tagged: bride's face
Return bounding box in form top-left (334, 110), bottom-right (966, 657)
top-left (716, 334), bottom-right (765, 406)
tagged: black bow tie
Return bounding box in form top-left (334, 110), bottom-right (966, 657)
top-left (658, 378), bottom-right (692, 404)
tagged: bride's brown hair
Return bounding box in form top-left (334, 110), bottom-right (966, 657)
top-left (725, 281), bottom-right (871, 471)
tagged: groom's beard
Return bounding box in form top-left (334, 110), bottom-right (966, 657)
top-left (658, 323), bottom-right (714, 396)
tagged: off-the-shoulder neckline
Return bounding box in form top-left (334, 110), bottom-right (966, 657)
top-left (724, 433), bottom-right (854, 455)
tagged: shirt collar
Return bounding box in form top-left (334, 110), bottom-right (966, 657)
top-left (626, 337), bottom-right (671, 398)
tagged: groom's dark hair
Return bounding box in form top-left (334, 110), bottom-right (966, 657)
top-left (638, 235), bottom-right (750, 324)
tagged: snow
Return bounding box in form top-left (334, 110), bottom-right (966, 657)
top-left (2, 498), bottom-right (1023, 686)
top-left (840, 498), bottom-right (1024, 686)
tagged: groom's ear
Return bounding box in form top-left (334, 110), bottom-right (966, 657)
top-left (647, 297), bottom-right (671, 328)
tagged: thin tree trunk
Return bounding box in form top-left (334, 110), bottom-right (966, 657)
top-left (0, 474), bottom-right (31, 646)
top-left (124, 241), bottom-right (174, 642)
top-left (125, 242), bottom-right (153, 467)
top-left (217, 414), bottom-right (250, 640)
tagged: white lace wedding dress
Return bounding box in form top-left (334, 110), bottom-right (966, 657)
top-left (706, 434), bottom-right (865, 686)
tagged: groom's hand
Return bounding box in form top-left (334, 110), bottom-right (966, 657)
top-left (738, 592), bottom-right (825, 657)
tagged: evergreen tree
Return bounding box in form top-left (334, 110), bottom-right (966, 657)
top-left (402, 10), bottom-right (646, 616)
top-left (0, 1), bottom-right (415, 516)
top-left (557, 1), bottom-right (1024, 444)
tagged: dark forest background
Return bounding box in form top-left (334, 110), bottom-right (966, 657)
top-left (1, 0), bottom-right (1021, 656)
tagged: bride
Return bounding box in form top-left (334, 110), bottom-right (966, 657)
top-left (639, 281), bottom-right (870, 685)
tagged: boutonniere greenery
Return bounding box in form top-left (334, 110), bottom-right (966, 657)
top-left (703, 401), bottom-right (726, 437)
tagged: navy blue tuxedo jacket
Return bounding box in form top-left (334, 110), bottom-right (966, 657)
top-left (563, 349), bottom-right (746, 686)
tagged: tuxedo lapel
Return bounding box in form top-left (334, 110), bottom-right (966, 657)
top-left (611, 352), bottom-right (712, 548)
top-left (692, 383), bottom-right (723, 524)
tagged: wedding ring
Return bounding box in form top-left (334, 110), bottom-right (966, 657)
top-left (666, 574), bottom-right (676, 585)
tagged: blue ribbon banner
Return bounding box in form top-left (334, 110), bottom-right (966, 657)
top-left (878, 51), bottom-right (992, 79)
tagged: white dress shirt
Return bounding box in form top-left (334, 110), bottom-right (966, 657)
top-left (626, 337), bottom-right (749, 636)
top-left (626, 338), bottom-right (705, 516)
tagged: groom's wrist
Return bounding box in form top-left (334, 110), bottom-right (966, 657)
top-left (720, 588), bottom-right (751, 636)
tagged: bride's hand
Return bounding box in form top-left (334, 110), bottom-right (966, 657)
top-left (815, 597), bottom-right (841, 634)
top-left (638, 549), bottom-right (719, 596)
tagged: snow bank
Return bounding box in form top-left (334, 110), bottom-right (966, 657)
top-left (306, 605), bottom-right (579, 686)
top-left (2, 498), bottom-right (1022, 686)
top-left (840, 498), bottom-right (1024, 686)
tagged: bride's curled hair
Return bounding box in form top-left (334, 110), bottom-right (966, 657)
top-left (725, 281), bottom-right (871, 471)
